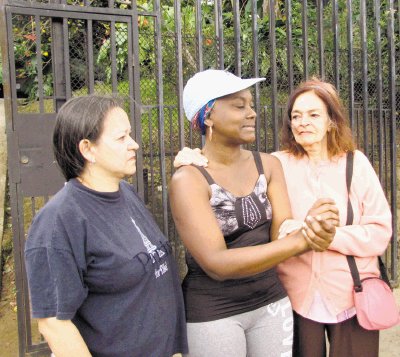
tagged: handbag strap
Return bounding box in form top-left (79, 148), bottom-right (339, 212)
top-left (344, 152), bottom-right (363, 291)
top-left (344, 151), bottom-right (392, 291)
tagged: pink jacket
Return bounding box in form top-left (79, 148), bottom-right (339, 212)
top-left (272, 150), bottom-right (392, 317)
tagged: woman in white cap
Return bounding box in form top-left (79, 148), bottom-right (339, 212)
top-left (173, 76), bottom-right (393, 357)
top-left (169, 70), bottom-right (339, 357)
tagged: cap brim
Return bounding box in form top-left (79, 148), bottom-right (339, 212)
top-left (215, 77), bottom-right (266, 99)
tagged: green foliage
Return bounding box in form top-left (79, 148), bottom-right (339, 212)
top-left (12, 15), bottom-right (53, 100)
top-left (96, 23), bottom-right (129, 83)
top-left (9, 1), bottom-right (398, 105)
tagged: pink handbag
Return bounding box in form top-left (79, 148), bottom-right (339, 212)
top-left (349, 270), bottom-right (400, 330)
top-left (345, 152), bottom-right (400, 330)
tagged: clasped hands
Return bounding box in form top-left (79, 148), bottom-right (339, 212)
top-left (301, 198), bottom-right (338, 252)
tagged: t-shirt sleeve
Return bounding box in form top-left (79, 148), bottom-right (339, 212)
top-left (25, 204), bottom-right (89, 320)
top-left (25, 246), bottom-right (88, 320)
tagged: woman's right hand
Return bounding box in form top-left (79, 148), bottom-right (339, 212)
top-left (302, 198), bottom-right (339, 252)
top-left (173, 147), bottom-right (208, 168)
top-left (302, 216), bottom-right (336, 252)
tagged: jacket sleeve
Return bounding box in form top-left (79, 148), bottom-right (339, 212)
top-left (328, 150), bottom-right (392, 257)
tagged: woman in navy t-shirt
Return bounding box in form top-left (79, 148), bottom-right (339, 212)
top-left (25, 95), bottom-right (188, 357)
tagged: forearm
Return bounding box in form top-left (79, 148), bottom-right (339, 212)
top-left (329, 222), bottom-right (392, 257)
top-left (205, 231), bottom-right (308, 280)
top-left (38, 318), bottom-right (92, 357)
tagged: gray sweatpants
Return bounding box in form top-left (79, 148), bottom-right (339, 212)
top-left (185, 296), bottom-right (293, 357)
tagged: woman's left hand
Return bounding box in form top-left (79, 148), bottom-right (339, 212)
top-left (173, 147), bottom-right (208, 168)
top-left (307, 198), bottom-right (340, 227)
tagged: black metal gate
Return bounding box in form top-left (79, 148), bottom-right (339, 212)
top-left (0, 1), bottom-right (398, 356)
top-left (0, 1), bottom-right (143, 355)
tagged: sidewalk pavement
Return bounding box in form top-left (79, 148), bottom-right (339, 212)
top-left (379, 287), bottom-right (400, 356)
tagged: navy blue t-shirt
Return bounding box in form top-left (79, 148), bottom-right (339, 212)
top-left (25, 179), bottom-right (188, 357)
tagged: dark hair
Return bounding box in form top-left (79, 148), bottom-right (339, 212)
top-left (281, 77), bottom-right (355, 158)
top-left (53, 95), bottom-right (121, 180)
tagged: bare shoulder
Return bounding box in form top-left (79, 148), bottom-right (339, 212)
top-left (169, 165), bottom-right (209, 193)
top-left (258, 152), bottom-right (284, 175)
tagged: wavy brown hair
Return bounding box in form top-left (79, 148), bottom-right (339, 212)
top-left (281, 78), bottom-right (356, 158)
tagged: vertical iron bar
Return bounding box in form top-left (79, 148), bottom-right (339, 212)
top-left (2, 9), bottom-right (27, 355)
top-left (130, 5), bottom-right (144, 197)
top-left (316, 0), bottom-right (324, 79)
top-left (251, 0), bottom-right (260, 150)
top-left (355, 109), bottom-right (360, 145)
top-left (148, 110), bottom-right (155, 211)
top-left (263, 106), bottom-right (268, 152)
top-left (195, 0), bottom-right (203, 71)
top-left (370, 110), bottom-right (374, 165)
top-left (63, 18), bottom-right (71, 99)
top-left (301, 0), bottom-right (308, 79)
top-left (126, 20), bottom-right (134, 117)
top-left (35, 15), bottom-right (44, 112)
top-left (233, 0), bottom-right (241, 76)
top-left (31, 197), bottom-right (35, 227)
top-left (126, 20), bottom-right (134, 106)
top-left (360, 0), bottom-right (368, 156)
top-left (86, 19), bottom-right (94, 94)
top-left (332, 0), bottom-right (340, 89)
top-left (154, 0), bottom-right (168, 237)
top-left (384, 110), bottom-right (389, 193)
top-left (110, 20), bottom-right (118, 93)
top-left (346, 0), bottom-right (355, 131)
top-left (285, 0), bottom-right (293, 92)
top-left (373, 0), bottom-right (383, 182)
top-left (11, 186), bottom-right (27, 356)
top-left (174, 0), bottom-right (185, 148)
top-left (51, 15), bottom-right (66, 110)
top-left (0, 4), bottom-right (12, 130)
top-left (194, 0), bottom-right (202, 147)
top-left (169, 106), bottom-right (174, 175)
top-left (216, 0), bottom-right (224, 69)
top-left (269, 0), bottom-right (278, 151)
top-left (5, 10), bottom-right (18, 118)
top-left (387, 0), bottom-right (398, 284)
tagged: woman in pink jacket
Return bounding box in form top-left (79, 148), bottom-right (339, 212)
top-left (272, 78), bottom-right (392, 357)
top-left (174, 77), bottom-right (392, 357)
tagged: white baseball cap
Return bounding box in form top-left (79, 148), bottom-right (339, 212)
top-left (183, 69), bottom-right (266, 121)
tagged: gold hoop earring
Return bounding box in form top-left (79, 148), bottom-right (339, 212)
top-left (208, 126), bottom-right (213, 141)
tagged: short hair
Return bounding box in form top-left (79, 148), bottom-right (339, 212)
top-left (281, 78), bottom-right (356, 158)
top-left (53, 95), bottom-right (121, 180)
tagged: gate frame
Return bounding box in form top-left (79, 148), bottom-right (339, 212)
top-left (0, 1), bottom-right (143, 355)
top-left (0, 1), bottom-right (398, 356)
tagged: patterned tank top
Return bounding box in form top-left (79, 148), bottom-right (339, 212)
top-left (183, 151), bottom-right (287, 322)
